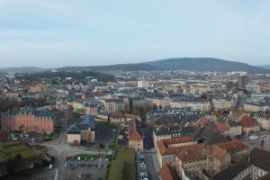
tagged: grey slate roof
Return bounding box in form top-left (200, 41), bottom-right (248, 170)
top-left (250, 148), bottom-right (270, 171)
top-left (192, 127), bottom-right (229, 145)
top-left (67, 115), bottom-right (96, 134)
top-left (213, 161), bottom-right (251, 180)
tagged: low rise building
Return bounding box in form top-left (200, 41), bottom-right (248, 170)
top-left (240, 115), bottom-right (260, 134)
top-left (156, 136), bottom-right (196, 167)
top-left (67, 115), bottom-right (96, 144)
top-left (228, 120), bottom-right (242, 137)
top-left (128, 118), bottom-right (143, 151)
top-left (216, 140), bottom-right (249, 162)
top-left (253, 111), bottom-right (270, 131)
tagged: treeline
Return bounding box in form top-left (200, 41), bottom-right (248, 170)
top-left (0, 97), bottom-right (47, 112)
top-left (16, 70), bottom-right (115, 82)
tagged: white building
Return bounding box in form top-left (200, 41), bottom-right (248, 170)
top-left (137, 80), bottom-right (150, 88)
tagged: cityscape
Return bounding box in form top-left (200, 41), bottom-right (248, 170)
top-left (1, 1), bottom-right (270, 180)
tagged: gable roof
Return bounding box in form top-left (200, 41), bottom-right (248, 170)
top-left (160, 164), bottom-right (180, 180)
top-left (157, 136), bottom-right (195, 156)
top-left (176, 144), bottom-right (207, 162)
top-left (192, 127), bottom-right (229, 145)
top-left (67, 123), bottom-right (91, 134)
top-left (128, 119), bottom-right (143, 141)
top-left (80, 115), bottom-right (96, 129)
top-left (241, 115), bottom-right (258, 128)
top-left (216, 140), bottom-right (248, 154)
top-left (213, 161), bottom-right (250, 180)
top-left (250, 148), bottom-right (270, 171)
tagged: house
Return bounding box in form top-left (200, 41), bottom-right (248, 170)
top-left (253, 111), bottom-right (270, 131)
top-left (67, 115), bottom-right (96, 144)
top-left (228, 120), bottom-right (242, 137)
top-left (216, 140), bottom-right (249, 162)
top-left (240, 115), bottom-right (260, 134)
top-left (128, 119), bottom-right (143, 151)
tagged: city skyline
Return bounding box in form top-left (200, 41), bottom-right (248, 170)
top-left (1, 0), bottom-right (270, 67)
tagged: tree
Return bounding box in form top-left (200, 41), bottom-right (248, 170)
top-left (152, 104), bottom-right (158, 110)
top-left (67, 106), bottom-right (73, 126)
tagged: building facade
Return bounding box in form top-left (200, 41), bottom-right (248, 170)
top-left (0, 108), bottom-right (55, 134)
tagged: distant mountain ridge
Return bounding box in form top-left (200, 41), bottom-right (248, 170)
top-left (1, 58), bottom-right (269, 74)
top-left (0, 67), bottom-right (47, 73)
top-left (144, 58), bottom-right (270, 73)
top-left (260, 65), bottom-right (270, 70)
top-left (59, 58), bottom-right (270, 74)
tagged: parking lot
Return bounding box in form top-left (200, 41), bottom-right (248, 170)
top-left (136, 153), bottom-right (149, 180)
top-left (9, 132), bottom-right (53, 144)
top-left (62, 163), bottom-right (106, 180)
top-left (136, 150), bottom-right (161, 180)
top-left (5, 156), bottom-right (108, 180)
top-left (61, 156), bottom-right (108, 180)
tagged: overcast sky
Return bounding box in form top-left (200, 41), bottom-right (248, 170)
top-left (0, 0), bottom-right (270, 67)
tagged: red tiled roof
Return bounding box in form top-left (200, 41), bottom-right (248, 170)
top-left (157, 136), bottom-right (195, 156)
top-left (196, 117), bottom-right (208, 126)
top-left (216, 140), bottom-right (248, 154)
top-left (160, 164), bottom-right (175, 180)
top-left (216, 122), bottom-right (228, 133)
top-left (176, 144), bottom-right (206, 161)
top-left (128, 119), bottom-right (143, 141)
top-left (176, 144), bottom-right (229, 162)
top-left (162, 136), bottom-right (193, 145)
top-left (129, 131), bottom-right (143, 141)
top-left (241, 115), bottom-right (258, 128)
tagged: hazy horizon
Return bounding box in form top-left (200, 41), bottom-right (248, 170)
top-left (0, 57), bottom-right (269, 69)
top-left (1, 0), bottom-right (270, 67)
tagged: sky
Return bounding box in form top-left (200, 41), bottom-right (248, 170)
top-left (0, 0), bottom-right (270, 68)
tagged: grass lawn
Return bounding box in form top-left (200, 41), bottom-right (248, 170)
top-left (108, 144), bottom-right (116, 150)
top-left (108, 148), bottom-right (136, 180)
top-left (0, 141), bottom-right (39, 165)
top-left (53, 131), bottom-right (61, 139)
top-left (72, 154), bottom-right (100, 160)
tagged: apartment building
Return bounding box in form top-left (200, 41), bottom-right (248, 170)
top-left (0, 108), bottom-right (55, 134)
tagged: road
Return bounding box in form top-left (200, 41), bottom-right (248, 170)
top-left (141, 149), bottom-right (160, 180)
top-left (41, 109), bottom-right (111, 180)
